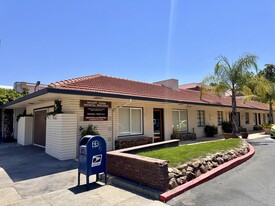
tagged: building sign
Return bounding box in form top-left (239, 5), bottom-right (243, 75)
top-left (84, 107), bottom-right (108, 121)
top-left (80, 100), bottom-right (111, 108)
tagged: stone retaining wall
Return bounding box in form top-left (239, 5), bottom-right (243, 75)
top-left (168, 141), bottom-right (250, 189)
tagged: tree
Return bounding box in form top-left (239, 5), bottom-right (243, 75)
top-left (0, 88), bottom-right (23, 140)
top-left (260, 64), bottom-right (275, 123)
top-left (202, 53), bottom-right (258, 134)
top-left (259, 64), bottom-right (275, 83)
top-left (243, 75), bottom-right (274, 124)
top-left (0, 88), bottom-right (23, 106)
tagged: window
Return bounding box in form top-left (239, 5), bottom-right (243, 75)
top-left (197, 110), bottom-right (205, 127)
top-left (119, 107), bottom-right (143, 135)
top-left (245, 112), bottom-right (250, 124)
top-left (172, 110), bottom-right (188, 131)
top-left (263, 113), bottom-right (266, 123)
top-left (217, 111), bottom-right (223, 125)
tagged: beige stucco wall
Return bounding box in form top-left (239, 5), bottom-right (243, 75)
top-left (17, 116), bottom-right (33, 145)
top-left (17, 93), bottom-right (271, 154)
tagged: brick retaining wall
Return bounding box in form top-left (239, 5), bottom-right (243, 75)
top-left (115, 136), bottom-right (153, 149)
top-left (107, 152), bottom-right (168, 191)
top-left (107, 140), bottom-right (179, 191)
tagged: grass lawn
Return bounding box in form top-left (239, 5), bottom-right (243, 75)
top-left (138, 139), bottom-right (243, 167)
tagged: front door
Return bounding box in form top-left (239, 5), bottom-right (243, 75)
top-left (33, 110), bottom-right (47, 147)
top-left (153, 109), bottom-right (164, 142)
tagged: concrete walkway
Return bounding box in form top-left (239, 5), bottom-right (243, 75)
top-left (0, 142), bottom-right (167, 206)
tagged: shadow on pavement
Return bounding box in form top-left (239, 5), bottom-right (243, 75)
top-left (69, 182), bottom-right (104, 194)
top-left (0, 142), bottom-right (77, 182)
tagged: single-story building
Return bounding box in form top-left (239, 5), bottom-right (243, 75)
top-left (1, 74), bottom-right (272, 160)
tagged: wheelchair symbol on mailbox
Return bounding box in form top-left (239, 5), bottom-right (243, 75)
top-left (91, 154), bottom-right (102, 167)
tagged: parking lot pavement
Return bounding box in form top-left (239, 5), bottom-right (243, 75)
top-left (0, 143), bottom-right (167, 206)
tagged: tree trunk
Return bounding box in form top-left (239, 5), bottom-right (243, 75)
top-left (231, 91), bottom-right (239, 134)
top-left (269, 100), bottom-right (274, 124)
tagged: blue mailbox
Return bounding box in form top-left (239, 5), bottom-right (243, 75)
top-left (77, 135), bottom-right (107, 189)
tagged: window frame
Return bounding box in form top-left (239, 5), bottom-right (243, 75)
top-left (217, 111), bottom-right (223, 125)
top-left (245, 112), bottom-right (250, 124)
top-left (197, 110), bottom-right (205, 127)
top-left (172, 109), bottom-right (188, 132)
top-left (118, 107), bottom-right (143, 136)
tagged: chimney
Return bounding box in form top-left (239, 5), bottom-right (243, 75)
top-left (153, 79), bottom-right (179, 90)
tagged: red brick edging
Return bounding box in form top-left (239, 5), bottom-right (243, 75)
top-left (159, 143), bottom-right (255, 203)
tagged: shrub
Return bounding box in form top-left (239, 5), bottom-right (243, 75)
top-left (260, 123), bottom-right (272, 129)
top-left (222, 121), bottom-right (233, 133)
top-left (204, 125), bottom-right (218, 137)
top-left (79, 124), bottom-right (99, 137)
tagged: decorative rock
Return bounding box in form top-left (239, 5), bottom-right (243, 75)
top-left (168, 168), bottom-right (173, 173)
top-left (212, 161), bottom-right (218, 168)
top-left (177, 177), bottom-right (187, 185)
top-left (172, 168), bottom-right (182, 177)
top-left (200, 164), bottom-right (208, 173)
top-left (216, 157), bottom-right (224, 165)
top-left (205, 156), bottom-right (212, 162)
top-left (223, 154), bottom-right (229, 162)
top-left (192, 160), bottom-right (201, 168)
top-left (181, 169), bottom-right (187, 176)
top-left (195, 169), bottom-right (201, 177)
top-left (186, 172), bottom-right (196, 181)
top-left (177, 163), bottom-right (188, 171)
top-left (212, 156), bottom-right (217, 162)
top-left (168, 172), bottom-right (175, 179)
top-left (167, 141), bottom-right (250, 190)
top-left (169, 178), bottom-right (178, 189)
top-left (187, 166), bottom-right (194, 172)
top-left (187, 162), bottom-right (193, 167)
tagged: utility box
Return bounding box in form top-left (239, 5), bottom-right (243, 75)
top-left (77, 135), bottom-right (107, 189)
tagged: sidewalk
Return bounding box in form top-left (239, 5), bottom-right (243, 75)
top-left (0, 143), bottom-right (167, 206)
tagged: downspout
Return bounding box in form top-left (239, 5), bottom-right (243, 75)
top-left (111, 99), bottom-right (132, 150)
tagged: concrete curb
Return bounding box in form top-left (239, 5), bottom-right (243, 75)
top-left (159, 142), bottom-right (255, 203)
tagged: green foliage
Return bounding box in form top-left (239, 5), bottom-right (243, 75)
top-left (0, 88), bottom-right (23, 106)
top-left (79, 124), bottom-right (99, 137)
top-left (260, 123), bottom-right (272, 129)
top-left (202, 53), bottom-right (258, 133)
top-left (204, 125), bottom-right (218, 137)
top-left (138, 138), bottom-right (242, 167)
top-left (54, 100), bottom-right (62, 113)
top-left (259, 64), bottom-right (275, 83)
top-left (222, 121), bottom-right (233, 133)
top-left (16, 110), bottom-right (33, 122)
top-left (47, 100), bottom-right (63, 117)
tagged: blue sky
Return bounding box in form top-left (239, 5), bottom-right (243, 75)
top-left (1, 0), bottom-right (274, 86)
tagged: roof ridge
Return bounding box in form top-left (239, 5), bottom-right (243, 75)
top-left (48, 74), bottom-right (102, 87)
top-left (49, 73), bottom-right (172, 89)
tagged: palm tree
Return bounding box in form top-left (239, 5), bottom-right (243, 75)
top-left (244, 74), bottom-right (275, 124)
top-left (202, 53), bottom-right (258, 134)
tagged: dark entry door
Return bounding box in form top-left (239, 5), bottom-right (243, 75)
top-left (34, 110), bottom-right (47, 147)
top-left (153, 109), bottom-right (164, 142)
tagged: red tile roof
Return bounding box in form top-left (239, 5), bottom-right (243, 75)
top-left (48, 74), bottom-right (268, 110)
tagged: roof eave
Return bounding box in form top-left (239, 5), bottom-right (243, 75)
top-left (0, 87), bottom-right (268, 111)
